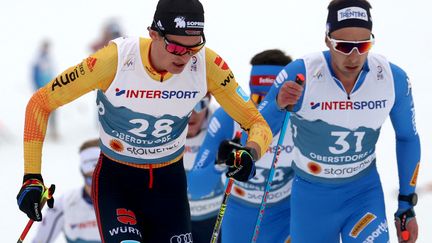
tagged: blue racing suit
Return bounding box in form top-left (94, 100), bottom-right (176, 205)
top-left (188, 107), bottom-right (294, 243)
top-left (259, 51), bottom-right (421, 243)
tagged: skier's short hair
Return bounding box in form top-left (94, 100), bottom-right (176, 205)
top-left (79, 139), bottom-right (99, 153)
top-left (249, 49), bottom-right (292, 96)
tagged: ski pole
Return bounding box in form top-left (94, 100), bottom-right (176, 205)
top-left (17, 184), bottom-right (55, 243)
top-left (210, 177), bottom-right (234, 243)
top-left (211, 131), bottom-right (242, 243)
top-left (251, 74), bottom-right (305, 243)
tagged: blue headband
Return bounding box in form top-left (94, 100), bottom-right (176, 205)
top-left (250, 65), bottom-right (284, 94)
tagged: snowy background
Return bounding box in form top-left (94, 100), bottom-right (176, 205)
top-left (0, 0), bottom-right (431, 242)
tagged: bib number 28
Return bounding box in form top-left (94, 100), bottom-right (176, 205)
top-left (128, 119), bottom-right (174, 138)
top-left (97, 101), bottom-right (174, 138)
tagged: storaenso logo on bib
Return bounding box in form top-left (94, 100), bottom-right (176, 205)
top-left (337, 7), bottom-right (368, 21)
top-left (324, 159), bottom-right (372, 176)
top-left (127, 141), bottom-right (180, 155)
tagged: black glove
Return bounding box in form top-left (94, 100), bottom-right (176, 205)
top-left (216, 136), bottom-right (244, 164)
top-left (16, 174), bottom-right (55, 221)
top-left (225, 149), bottom-right (256, 182)
top-left (217, 133), bottom-right (256, 182)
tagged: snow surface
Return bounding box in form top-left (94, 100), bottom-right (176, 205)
top-left (0, 0), bottom-right (431, 242)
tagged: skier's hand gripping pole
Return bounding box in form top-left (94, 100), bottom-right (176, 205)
top-left (16, 174), bottom-right (55, 243)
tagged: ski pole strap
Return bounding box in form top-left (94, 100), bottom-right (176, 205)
top-left (42, 184), bottom-right (54, 201)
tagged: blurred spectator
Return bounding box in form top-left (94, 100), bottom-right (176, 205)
top-left (0, 120), bottom-right (13, 144)
top-left (32, 39), bottom-right (58, 139)
top-left (90, 20), bottom-right (123, 52)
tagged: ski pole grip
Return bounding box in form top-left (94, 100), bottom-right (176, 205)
top-left (294, 73), bottom-right (305, 85)
top-left (286, 73), bottom-right (305, 111)
top-left (233, 131), bottom-right (242, 143)
top-left (401, 230), bottom-right (410, 241)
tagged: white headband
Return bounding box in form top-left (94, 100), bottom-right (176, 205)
top-left (80, 147), bottom-right (100, 174)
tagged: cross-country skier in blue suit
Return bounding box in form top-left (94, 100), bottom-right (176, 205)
top-left (188, 49), bottom-right (294, 243)
top-left (258, 1), bottom-right (421, 242)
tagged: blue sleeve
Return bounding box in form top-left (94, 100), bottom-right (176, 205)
top-left (389, 63), bottom-right (421, 211)
top-left (258, 59), bottom-right (306, 135)
top-left (187, 108), bottom-right (234, 198)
